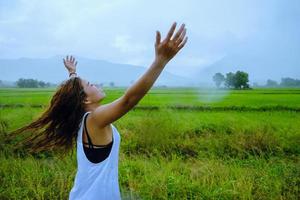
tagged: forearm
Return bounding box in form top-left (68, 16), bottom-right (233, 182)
top-left (124, 58), bottom-right (168, 105)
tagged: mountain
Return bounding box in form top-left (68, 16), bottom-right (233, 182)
top-left (0, 56), bottom-right (194, 87)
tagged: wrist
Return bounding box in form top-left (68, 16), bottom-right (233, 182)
top-left (68, 70), bottom-right (76, 74)
top-left (154, 57), bottom-right (168, 67)
top-left (69, 72), bottom-right (77, 78)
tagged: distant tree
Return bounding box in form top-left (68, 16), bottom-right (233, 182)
top-left (213, 73), bottom-right (225, 88)
top-left (224, 71), bottom-right (249, 89)
top-left (16, 78), bottom-right (39, 88)
top-left (16, 78), bottom-right (52, 88)
top-left (225, 72), bottom-right (235, 88)
top-left (253, 82), bottom-right (260, 88)
top-left (280, 77), bottom-right (300, 87)
top-left (38, 81), bottom-right (46, 88)
top-left (109, 81), bottom-right (115, 87)
top-left (266, 79), bottom-right (278, 88)
top-left (45, 82), bottom-right (51, 87)
top-left (235, 71), bottom-right (249, 89)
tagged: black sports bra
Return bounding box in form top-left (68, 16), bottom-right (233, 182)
top-left (82, 113), bottom-right (113, 164)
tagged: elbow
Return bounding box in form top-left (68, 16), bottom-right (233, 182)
top-left (122, 93), bottom-right (134, 107)
top-left (124, 94), bottom-right (139, 108)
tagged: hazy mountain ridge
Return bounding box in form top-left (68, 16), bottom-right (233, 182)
top-left (0, 56), bottom-right (195, 87)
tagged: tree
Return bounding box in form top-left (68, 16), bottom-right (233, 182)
top-left (109, 82), bottom-right (115, 87)
top-left (225, 72), bottom-right (235, 88)
top-left (16, 78), bottom-right (52, 88)
top-left (266, 79), bottom-right (278, 87)
top-left (38, 81), bottom-right (46, 88)
top-left (235, 71), bottom-right (249, 89)
top-left (16, 78), bottom-right (39, 88)
top-left (213, 73), bottom-right (225, 88)
top-left (253, 82), bottom-right (260, 88)
top-left (224, 71), bottom-right (249, 89)
top-left (280, 77), bottom-right (300, 87)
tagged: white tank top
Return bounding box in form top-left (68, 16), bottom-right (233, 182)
top-left (69, 111), bottom-right (121, 200)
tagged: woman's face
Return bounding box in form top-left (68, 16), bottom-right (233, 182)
top-left (81, 79), bottom-right (106, 104)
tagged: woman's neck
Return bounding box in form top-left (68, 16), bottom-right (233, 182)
top-left (85, 102), bottom-right (101, 112)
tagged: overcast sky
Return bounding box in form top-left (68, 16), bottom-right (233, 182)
top-left (0, 0), bottom-right (299, 79)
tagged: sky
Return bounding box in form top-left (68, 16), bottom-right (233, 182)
top-left (0, 0), bottom-right (299, 80)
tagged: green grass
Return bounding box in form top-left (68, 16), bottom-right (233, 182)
top-left (0, 87), bottom-right (299, 199)
top-left (1, 87), bottom-right (300, 108)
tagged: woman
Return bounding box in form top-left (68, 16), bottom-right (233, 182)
top-left (9, 22), bottom-right (187, 199)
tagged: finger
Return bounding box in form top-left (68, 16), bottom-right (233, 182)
top-left (70, 55), bottom-right (74, 62)
top-left (164, 22), bottom-right (177, 42)
top-left (175, 28), bottom-right (186, 45)
top-left (178, 37), bottom-right (188, 50)
top-left (172, 23), bottom-right (185, 41)
top-left (63, 58), bottom-right (66, 64)
top-left (75, 61), bottom-right (78, 66)
top-left (155, 31), bottom-right (161, 46)
top-left (66, 55), bottom-right (69, 61)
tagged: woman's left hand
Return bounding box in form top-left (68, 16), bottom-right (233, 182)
top-left (154, 22), bottom-right (188, 65)
top-left (63, 55), bottom-right (77, 73)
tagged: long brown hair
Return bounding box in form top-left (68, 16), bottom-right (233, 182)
top-left (7, 77), bottom-right (87, 157)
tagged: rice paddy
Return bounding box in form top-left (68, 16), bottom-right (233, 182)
top-left (0, 87), bottom-right (299, 199)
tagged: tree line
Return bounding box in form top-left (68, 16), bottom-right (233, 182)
top-left (0, 78), bottom-right (120, 88)
top-left (16, 78), bottom-right (52, 88)
top-left (263, 78), bottom-right (300, 88)
top-left (213, 71), bottom-right (300, 89)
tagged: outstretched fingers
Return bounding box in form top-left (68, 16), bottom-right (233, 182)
top-left (172, 23), bottom-right (185, 42)
top-left (63, 55), bottom-right (76, 63)
top-left (178, 37), bottom-right (188, 50)
top-left (175, 28), bottom-right (186, 46)
top-left (63, 55), bottom-right (74, 68)
top-left (163, 22), bottom-right (177, 43)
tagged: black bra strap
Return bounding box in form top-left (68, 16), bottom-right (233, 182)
top-left (84, 113), bottom-right (94, 149)
top-left (83, 113), bottom-right (113, 149)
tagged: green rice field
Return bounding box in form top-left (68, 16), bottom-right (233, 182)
top-left (0, 87), bottom-right (299, 199)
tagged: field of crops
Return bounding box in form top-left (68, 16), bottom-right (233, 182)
top-left (0, 87), bottom-right (299, 199)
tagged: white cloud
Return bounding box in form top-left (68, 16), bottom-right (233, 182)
top-left (112, 35), bottom-right (148, 53)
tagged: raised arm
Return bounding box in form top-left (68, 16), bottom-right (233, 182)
top-left (124, 22), bottom-right (187, 105)
top-left (90, 22), bottom-right (188, 128)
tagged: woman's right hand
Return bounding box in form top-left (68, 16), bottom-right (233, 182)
top-left (154, 22), bottom-right (188, 64)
